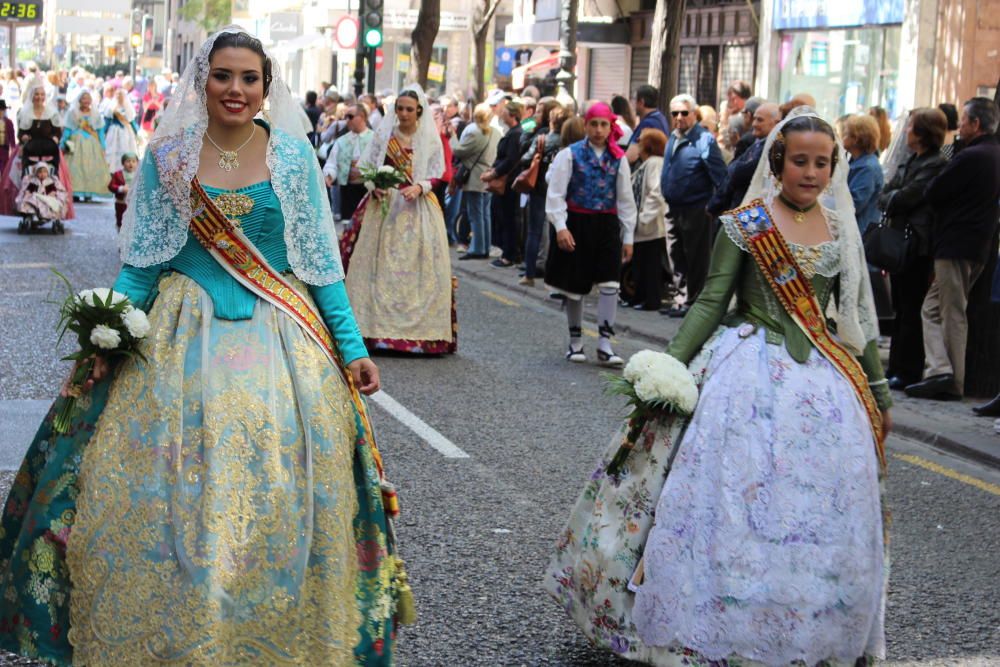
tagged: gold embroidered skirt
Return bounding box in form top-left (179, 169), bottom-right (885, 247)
top-left (66, 273), bottom-right (361, 665)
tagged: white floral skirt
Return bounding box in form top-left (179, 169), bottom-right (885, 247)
top-left (633, 326), bottom-right (885, 665)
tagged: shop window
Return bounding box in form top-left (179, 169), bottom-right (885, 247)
top-left (697, 45), bottom-right (719, 106)
top-left (679, 46), bottom-right (698, 98)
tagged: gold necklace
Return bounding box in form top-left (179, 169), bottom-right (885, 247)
top-left (205, 124), bottom-right (256, 172)
top-left (778, 193), bottom-right (818, 224)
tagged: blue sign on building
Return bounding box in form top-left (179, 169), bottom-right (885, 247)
top-left (773, 0), bottom-right (904, 30)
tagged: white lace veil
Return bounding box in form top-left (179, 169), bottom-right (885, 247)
top-left (17, 76), bottom-right (58, 129)
top-left (739, 106), bottom-right (879, 355)
top-left (119, 25), bottom-right (344, 285)
top-left (360, 82), bottom-right (444, 182)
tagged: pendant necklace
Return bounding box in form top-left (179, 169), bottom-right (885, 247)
top-left (205, 124), bottom-right (256, 172)
top-left (778, 192), bottom-right (818, 223)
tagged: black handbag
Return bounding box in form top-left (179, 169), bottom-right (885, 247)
top-left (863, 207), bottom-right (914, 274)
top-left (452, 138), bottom-right (490, 188)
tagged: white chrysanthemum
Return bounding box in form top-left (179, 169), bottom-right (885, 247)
top-left (121, 308), bottom-right (151, 339)
top-left (78, 288), bottom-right (128, 307)
top-left (363, 180), bottom-right (376, 191)
top-left (90, 324), bottom-right (121, 350)
top-left (624, 350), bottom-right (698, 414)
top-left (378, 165), bottom-right (396, 174)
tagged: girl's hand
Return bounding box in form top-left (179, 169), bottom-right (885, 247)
top-left (400, 184), bottom-right (422, 201)
top-left (556, 229), bottom-right (576, 252)
top-left (347, 358), bottom-right (381, 395)
top-left (60, 355), bottom-right (109, 397)
top-left (372, 188), bottom-right (387, 201)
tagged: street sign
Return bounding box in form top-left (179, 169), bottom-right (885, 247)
top-left (334, 15), bottom-right (358, 50)
top-left (0, 1), bottom-right (43, 24)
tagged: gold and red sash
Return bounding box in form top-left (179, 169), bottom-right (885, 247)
top-left (187, 177), bottom-right (399, 515)
top-left (384, 136), bottom-right (414, 182)
top-left (731, 199), bottom-right (886, 471)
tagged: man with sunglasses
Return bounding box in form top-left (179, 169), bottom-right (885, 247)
top-left (625, 84), bottom-right (670, 164)
top-left (660, 93), bottom-right (727, 317)
top-left (323, 103), bottom-right (374, 222)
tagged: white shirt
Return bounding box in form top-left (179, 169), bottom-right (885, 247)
top-left (545, 142), bottom-right (638, 245)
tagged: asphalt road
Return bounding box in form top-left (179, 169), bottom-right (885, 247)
top-left (1, 202), bottom-right (999, 666)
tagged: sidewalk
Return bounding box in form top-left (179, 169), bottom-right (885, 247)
top-left (452, 252), bottom-right (1000, 470)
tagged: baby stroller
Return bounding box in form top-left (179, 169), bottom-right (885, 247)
top-left (16, 160), bottom-right (67, 234)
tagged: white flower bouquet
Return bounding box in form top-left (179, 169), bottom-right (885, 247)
top-left (604, 350), bottom-right (699, 475)
top-left (51, 273), bottom-right (150, 433)
top-left (63, 139), bottom-right (75, 155)
top-left (360, 164), bottom-right (409, 218)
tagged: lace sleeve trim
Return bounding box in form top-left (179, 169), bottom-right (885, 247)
top-left (720, 214), bottom-right (749, 251)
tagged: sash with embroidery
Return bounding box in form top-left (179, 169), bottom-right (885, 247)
top-left (384, 136), bottom-right (414, 182)
top-left (730, 198), bottom-right (886, 471)
top-left (187, 177), bottom-right (400, 515)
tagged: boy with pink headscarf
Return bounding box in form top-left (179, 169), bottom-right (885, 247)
top-left (545, 102), bottom-right (638, 366)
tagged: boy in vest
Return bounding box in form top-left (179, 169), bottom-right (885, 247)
top-left (108, 152), bottom-right (138, 230)
top-left (545, 102), bottom-right (637, 365)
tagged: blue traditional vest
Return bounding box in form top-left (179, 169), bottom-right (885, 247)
top-left (566, 139), bottom-right (619, 214)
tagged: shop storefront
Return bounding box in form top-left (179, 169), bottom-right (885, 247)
top-left (768, 0), bottom-right (905, 120)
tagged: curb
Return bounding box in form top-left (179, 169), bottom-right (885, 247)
top-left (454, 262), bottom-right (1000, 472)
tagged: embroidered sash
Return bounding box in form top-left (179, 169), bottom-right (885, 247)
top-left (731, 199), bottom-right (886, 471)
top-left (187, 177), bottom-right (399, 515)
top-left (384, 136), bottom-right (414, 182)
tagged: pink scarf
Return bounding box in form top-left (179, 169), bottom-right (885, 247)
top-left (585, 102), bottom-right (625, 159)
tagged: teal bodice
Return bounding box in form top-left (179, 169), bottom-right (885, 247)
top-left (114, 181), bottom-right (368, 363)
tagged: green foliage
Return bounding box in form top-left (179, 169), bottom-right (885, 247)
top-left (179, 0), bottom-right (232, 32)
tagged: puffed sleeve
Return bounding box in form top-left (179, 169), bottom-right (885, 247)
top-left (113, 264), bottom-right (165, 312)
top-left (545, 147), bottom-right (573, 233)
top-left (308, 281), bottom-right (369, 365)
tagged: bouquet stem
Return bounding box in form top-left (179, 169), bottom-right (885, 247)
top-left (52, 357), bottom-right (94, 434)
top-left (606, 414), bottom-right (647, 476)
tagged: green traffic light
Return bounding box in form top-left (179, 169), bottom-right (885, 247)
top-left (364, 28), bottom-right (382, 48)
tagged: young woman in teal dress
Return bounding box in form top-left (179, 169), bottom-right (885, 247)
top-left (0, 27), bottom-right (403, 666)
top-left (61, 91), bottom-right (107, 201)
top-left (545, 108), bottom-right (893, 665)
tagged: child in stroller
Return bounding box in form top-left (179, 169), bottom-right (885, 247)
top-left (16, 161), bottom-right (68, 234)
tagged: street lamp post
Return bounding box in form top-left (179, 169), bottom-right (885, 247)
top-left (555, 0), bottom-right (579, 109)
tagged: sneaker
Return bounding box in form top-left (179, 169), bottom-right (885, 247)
top-left (566, 346), bottom-right (586, 363)
top-left (518, 276), bottom-right (535, 286)
top-left (596, 348), bottom-right (625, 367)
top-left (457, 244), bottom-right (469, 253)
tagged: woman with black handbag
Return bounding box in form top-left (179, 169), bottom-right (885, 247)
top-left (878, 107), bottom-right (949, 389)
top-left (452, 104), bottom-right (499, 259)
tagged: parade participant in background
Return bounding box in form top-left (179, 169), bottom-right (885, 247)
top-left (879, 107), bottom-right (949, 390)
top-left (841, 113), bottom-right (884, 233)
top-left (453, 103), bottom-right (500, 260)
top-left (545, 108), bottom-right (892, 666)
top-left (544, 101), bottom-right (637, 366)
top-left (0, 100), bottom-right (13, 175)
top-left (624, 128), bottom-right (668, 311)
top-left (906, 97), bottom-right (1000, 400)
top-left (62, 90), bottom-right (107, 202)
top-left (139, 78), bottom-right (164, 144)
top-left (15, 161), bottom-right (67, 220)
top-left (323, 102), bottom-right (374, 222)
top-left (107, 151), bottom-right (138, 229)
top-left (340, 83), bottom-right (456, 354)
top-left (660, 93), bottom-right (726, 317)
top-left (0, 26), bottom-right (402, 666)
top-left (103, 87), bottom-right (138, 171)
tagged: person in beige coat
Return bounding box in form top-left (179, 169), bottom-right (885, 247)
top-left (627, 128), bottom-right (669, 310)
top-left (452, 104), bottom-right (500, 259)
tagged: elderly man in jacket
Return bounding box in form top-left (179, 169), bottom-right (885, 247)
top-left (660, 93), bottom-right (727, 317)
top-left (905, 97), bottom-right (1000, 400)
top-left (708, 101), bottom-right (780, 217)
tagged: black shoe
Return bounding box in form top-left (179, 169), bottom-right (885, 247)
top-left (904, 374), bottom-right (961, 400)
top-left (972, 395), bottom-right (1000, 417)
top-left (458, 253), bottom-right (488, 260)
top-left (490, 258), bottom-right (514, 268)
top-left (887, 376), bottom-right (909, 390)
top-left (661, 305), bottom-right (689, 318)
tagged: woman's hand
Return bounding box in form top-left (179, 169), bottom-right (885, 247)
top-left (372, 188), bottom-right (387, 201)
top-left (347, 358), bottom-right (381, 395)
top-left (881, 409), bottom-right (892, 436)
top-left (621, 243), bottom-right (633, 264)
top-left (325, 174), bottom-right (334, 188)
top-left (480, 170), bottom-right (495, 183)
top-left (556, 229), bottom-right (576, 252)
top-left (60, 355), bottom-right (109, 397)
top-left (400, 184), bottom-right (423, 201)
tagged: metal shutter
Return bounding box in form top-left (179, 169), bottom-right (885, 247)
top-left (588, 46), bottom-right (630, 102)
top-left (630, 46), bottom-right (651, 96)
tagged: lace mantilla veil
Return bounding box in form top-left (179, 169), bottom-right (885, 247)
top-left (360, 82), bottom-right (445, 183)
top-left (119, 26), bottom-right (345, 285)
top-left (738, 106), bottom-right (879, 356)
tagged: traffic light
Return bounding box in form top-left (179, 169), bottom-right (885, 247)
top-left (130, 9), bottom-right (142, 52)
top-left (360, 0), bottom-right (382, 48)
top-left (142, 14), bottom-right (154, 54)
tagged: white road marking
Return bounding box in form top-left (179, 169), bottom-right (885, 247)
top-left (369, 391), bottom-right (470, 459)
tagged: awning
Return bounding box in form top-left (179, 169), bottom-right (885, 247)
top-left (512, 53), bottom-right (560, 90)
top-left (270, 32), bottom-right (325, 54)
